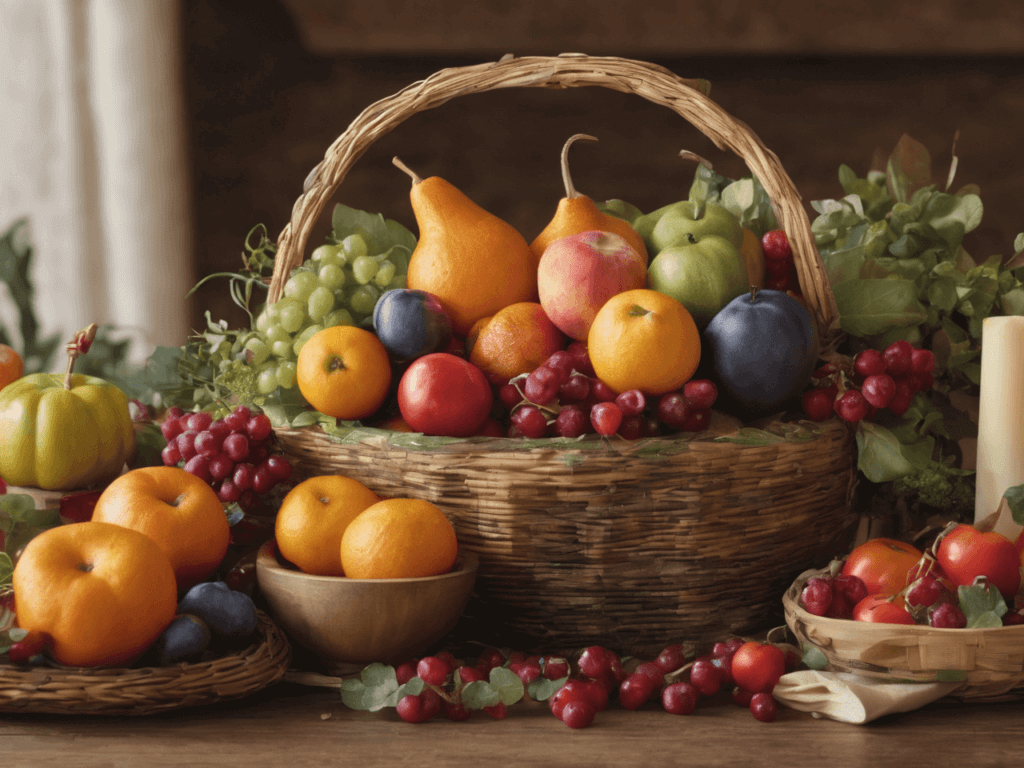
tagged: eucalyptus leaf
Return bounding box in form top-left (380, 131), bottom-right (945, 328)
top-left (528, 676), bottom-right (568, 702)
top-left (461, 680), bottom-right (501, 709)
top-left (832, 279), bottom-right (928, 337)
top-left (958, 582), bottom-right (1007, 629)
top-left (489, 666), bottom-right (526, 706)
top-left (1005, 484), bottom-right (1024, 526)
top-left (802, 645), bottom-right (829, 671)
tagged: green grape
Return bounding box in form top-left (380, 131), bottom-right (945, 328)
top-left (271, 340), bottom-right (294, 359)
top-left (257, 365), bottom-right (279, 395)
top-left (278, 301), bottom-right (306, 334)
top-left (284, 270), bottom-right (319, 302)
top-left (265, 324), bottom-right (290, 344)
top-left (244, 336), bottom-right (270, 366)
top-left (318, 263), bottom-right (346, 290)
top-left (349, 285), bottom-right (379, 315)
top-left (311, 243), bottom-right (343, 265)
top-left (308, 285), bottom-right (335, 322)
top-left (342, 234), bottom-right (368, 261)
top-left (277, 361), bottom-right (297, 389)
top-left (326, 308), bottom-right (355, 328)
top-left (255, 307), bottom-right (275, 333)
top-left (352, 255), bottom-right (378, 285)
top-left (292, 324), bottom-right (323, 356)
top-left (373, 260), bottom-right (396, 288)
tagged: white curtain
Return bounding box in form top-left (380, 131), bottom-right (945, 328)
top-left (0, 0), bottom-right (193, 369)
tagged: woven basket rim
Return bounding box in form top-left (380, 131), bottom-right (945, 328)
top-left (0, 610), bottom-right (291, 716)
top-left (266, 52), bottom-right (840, 341)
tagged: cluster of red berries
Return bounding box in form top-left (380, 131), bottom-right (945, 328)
top-left (801, 340), bottom-right (936, 423)
top-left (761, 230), bottom-right (801, 296)
top-left (799, 573), bottom-right (869, 619)
top-left (389, 640), bottom-right (791, 727)
top-left (500, 342), bottom-right (717, 440)
top-left (159, 405), bottom-right (292, 505)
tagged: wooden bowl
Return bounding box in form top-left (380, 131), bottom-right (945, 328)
top-left (255, 539), bottom-right (478, 673)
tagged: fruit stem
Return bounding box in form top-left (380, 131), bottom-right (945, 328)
top-left (392, 157), bottom-right (423, 186)
top-left (63, 323), bottom-right (98, 390)
top-left (560, 134), bottom-right (598, 199)
top-left (750, 287), bottom-right (758, 303)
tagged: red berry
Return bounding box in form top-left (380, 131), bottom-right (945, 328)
top-left (416, 656), bottom-right (449, 686)
top-left (265, 455), bottom-right (292, 481)
top-left (654, 644), bottom-right (687, 673)
top-left (903, 371), bottom-right (931, 393)
top-left (444, 701), bottom-right (472, 721)
top-left (185, 411), bottom-right (213, 433)
top-left (508, 657), bottom-right (542, 686)
top-left (542, 350), bottom-right (574, 382)
top-left (1004, 609), bottom-right (1024, 626)
top-left (662, 682), bottom-right (699, 715)
top-left (232, 463), bottom-right (256, 491)
top-left (861, 374), bottom-right (896, 408)
top-left (683, 379), bottom-right (717, 409)
top-left (577, 646), bottom-right (623, 691)
top-left (656, 393), bottom-right (690, 431)
top-left (765, 257), bottom-right (792, 278)
top-left (731, 686), bottom-right (754, 707)
top-left (456, 665), bottom-right (486, 684)
top-left (854, 349), bottom-right (886, 378)
top-left (498, 381), bottom-right (523, 411)
top-left (888, 386), bottom-right (914, 417)
top-left (833, 389), bottom-right (869, 422)
top-left (476, 647), bottom-right (505, 674)
top-left (588, 378), bottom-right (616, 404)
top-left (183, 455), bottom-right (211, 483)
top-left (616, 415), bottom-right (645, 440)
top-left (910, 347), bottom-right (935, 374)
top-left (566, 341), bottom-right (594, 376)
top-left (590, 402), bottom-right (623, 436)
top-left (524, 366), bottom-right (561, 405)
top-left (160, 417), bottom-right (184, 442)
top-left (833, 574), bottom-right (868, 607)
top-left (554, 405), bottom-right (589, 438)
top-left (761, 230), bottom-right (793, 261)
top-left (634, 661), bottom-right (666, 689)
top-left (252, 466), bottom-right (276, 494)
top-left (175, 431), bottom-right (198, 461)
top-left (765, 275), bottom-right (791, 292)
top-left (511, 405), bottom-right (549, 439)
top-left (750, 693), bottom-right (777, 722)
top-left (560, 699), bottom-right (596, 729)
top-left (216, 478), bottom-right (242, 503)
top-left (550, 680), bottom-right (590, 720)
top-left (679, 408), bottom-right (710, 433)
top-left (930, 602), bottom-right (967, 629)
top-left (161, 443), bottom-right (182, 467)
top-left (541, 656), bottom-right (570, 680)
top-left (7, 629), bottom-right (48, 664)
top-left (165, 406), bottom-right (185, 420)
top-left (689, 658), bottom-right (721, 697)
top-left (245, 413), bottom-right (273, 443)
top-left (559, 373), bottom-right (591, 403)
top-left (619, 672), bottom-right (656, 710)
top-left (883, 340), bottom-right (914, 376)
top-left (395, 659), bottom-right (419, 685)
top-left (824, 590), bottom-right (855, 620)
top-left (614, 389), bottom-right (646, 417)
top-left (483, 702), bottom-right (508, 720)
top-left (208, 419), bottom-right (232, 439)
top-left (208, 454), bottom-right (234, 481)
top-left (223, 432), bottom-right (250, 462)
top-left (801, 388), bottom-right (835, 422)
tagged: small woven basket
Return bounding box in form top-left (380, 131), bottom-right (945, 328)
top-left (783, 569), bottom-right (1024, 702)
top-left (268, 54), bottom-right (857, 655)
top-left (0, 611), bottom-right (291, 716)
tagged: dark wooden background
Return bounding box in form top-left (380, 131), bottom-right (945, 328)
top-left (181, 0), bottom-right (1024, 332)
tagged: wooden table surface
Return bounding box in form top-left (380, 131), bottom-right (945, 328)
top-left (1, 679), bottom-right (1020, 768)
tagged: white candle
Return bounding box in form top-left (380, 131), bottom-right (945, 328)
top-left (974, 316), bottom-right (1024, 541)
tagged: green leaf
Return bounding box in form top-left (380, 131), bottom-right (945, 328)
top-left (1005, 484), bottom-right (1024, 526)
top-left (886, 134), bottom-right (933, 204)
top-left (936, 669), bottom-right (969, 683)
top-left (461, 680), bottom-right (501, 709)
top-left (528, 676), bottom-right (568, 702)
top-left (1015, 233), bottom-right (1024, 253)
top-left (331, 203), bottom-right (416, 257)
top-left (340, 678), bottom-right (368, 710)
top-left (352, 662), bottom-right (404, 712)
top-left (0, 553), bottom-right (12, 587)
top-left (958, 581), bottom-right (1007, 629)
top-left (856, 422), bottom-right (916, 483)
top-left (900, 434), bottom-right (936, 471)
top-left (922, 193), bottom-right (983, 253)
top-left (833, 278), bottom-right (928, 337)
top-left (488, 665), bottom-right (526, 706)
top-left (802, 645), bottom-right (829, 671)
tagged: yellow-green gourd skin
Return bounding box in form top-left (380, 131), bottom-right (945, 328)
top-left (0, 373), bottom-right (136, 490)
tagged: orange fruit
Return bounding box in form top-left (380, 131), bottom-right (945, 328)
top-left (468, 302), bottom-right (566, 384)
top-left (0, 343), bottom-right (23, 390)
top-left (740, 227), bottom-right (766, 289)
top-left (296, 325), bottom-right (392, 421)
top-left (91, 465), bottom-right (230, 590)
top-left (275, 475), bottom-right (381, 576)
top-left (463, 315), bottom-right (492, 358)
top-left (340, 498), bottom-right (458, 579)
top-left (12, 521), bottom-right (177, 667)
top-left (587, 288), bottom-right (701, 396)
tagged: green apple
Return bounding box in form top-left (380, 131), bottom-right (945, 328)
top-left (647, 233), bottom-right (748, 328)
top-left (648, 201), bottom-right (744, 254)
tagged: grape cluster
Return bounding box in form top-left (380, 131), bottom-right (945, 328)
top-left (802, 340), bottom-right (936, 423)
top-left (248, 234), bottom-right (408, 395)
top-left (500, 342), bottom-right (718, 440)
top-left (159, 405), bottom-right (292, 505)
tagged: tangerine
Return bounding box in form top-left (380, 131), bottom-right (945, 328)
top-left (0, 344), bottom-right (24, 390)
top-left (12, 521), bottom-right (177, 667)
top-left (91, 465), bottom-right (230, 590)
top-left (468, 302), bottom-right (566, 385)
top-left (275, 475), bottom-right (381, 576)
top-left (340, 498), bottom-right (458, 579)
top-left (587, 289), bottom-right (701, 396)
top-left (296, 325), bottom-right (392, 421)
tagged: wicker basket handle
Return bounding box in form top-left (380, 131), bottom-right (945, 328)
top-left (269, 53), bottom-right (839, 338)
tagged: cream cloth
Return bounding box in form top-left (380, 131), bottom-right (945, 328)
top-left (773, 670), bottom-right (964, 724)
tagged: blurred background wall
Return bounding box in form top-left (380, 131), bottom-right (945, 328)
top-left (2, 0), bottom-right (1023, 359)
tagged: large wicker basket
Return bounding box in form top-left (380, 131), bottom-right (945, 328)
top-left (783, 568), bottom-right (1024, 702)
top-left (0, 611), bottom-right (291, 716)
top-left (268, 54), bottom-right (857, 655)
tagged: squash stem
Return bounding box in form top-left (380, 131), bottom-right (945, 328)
top-left (64, 323), bottom-right (98, 390)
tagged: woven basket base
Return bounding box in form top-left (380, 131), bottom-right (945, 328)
top-left (0, 611), bottom-right (291, 716)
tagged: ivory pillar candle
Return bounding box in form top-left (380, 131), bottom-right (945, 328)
top-left (974, 315), bottom-right (1024, 541)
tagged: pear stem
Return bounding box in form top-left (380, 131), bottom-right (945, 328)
top-left (561, 134), bottom-right (598, 199)
top-left (392, 157), bottom-right (423, 186)
top-left (63, 323), bottom-right (98, 390)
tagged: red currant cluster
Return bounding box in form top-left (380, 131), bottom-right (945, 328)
top-left (159, 405), bottom-right (292, 505)
top-left (500, 341), bottom-right (717, 439)
top-left (799, 573), bottom-right (869, 619)
top-left (388, 639), bottom-right (792, 727)
top-left (762, 230), bottom-right (801, 296)
top-left (801, 340), bottom-right (936, 423)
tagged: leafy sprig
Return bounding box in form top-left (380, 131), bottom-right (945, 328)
top-left (0, 494), bottom-right (61, 589)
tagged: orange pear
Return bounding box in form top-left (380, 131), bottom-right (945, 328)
top-left (530, 134), bottom-right (649, 266)
top-left (394, 157), bottom-right (538, 338)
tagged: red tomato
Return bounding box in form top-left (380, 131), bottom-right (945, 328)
top-left (397, 353), bottom-right (493, 437)
top-left (853, 594), bottom-right (915, 624)
top-left (936, 524), bottom-right (1021, 601)
top-left (840, 537), bottom-right (923, 596)
top-left (730, 641), bottom-right (786, 694)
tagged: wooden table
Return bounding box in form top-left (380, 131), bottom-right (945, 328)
top-left (1, 679), bottom-right (1020, 767)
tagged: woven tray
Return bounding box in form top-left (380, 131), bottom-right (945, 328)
top-left (266, 54), bottom-right (856, 655)
top-left (0, 610), bottom-right (291, 716)
top-left (783, 568), bottom-right (1024, 702)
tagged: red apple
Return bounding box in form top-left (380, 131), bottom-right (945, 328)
top-left (537, 230), bottom-right (647, 341)
top-left (936, 523), bottom-right (1021, 601)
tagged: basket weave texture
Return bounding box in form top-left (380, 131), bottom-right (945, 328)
top-left (784, 569), bottom-right (1024, 701)
top-left (268, 54), bottom-right (856, 655)
top-left (0, 611), bottom-right (291, 716)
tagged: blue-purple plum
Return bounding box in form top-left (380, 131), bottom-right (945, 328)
top-left (177, 581), bottom-right (258, 647)
top-left (373, 289), bottom-right (453, 363)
